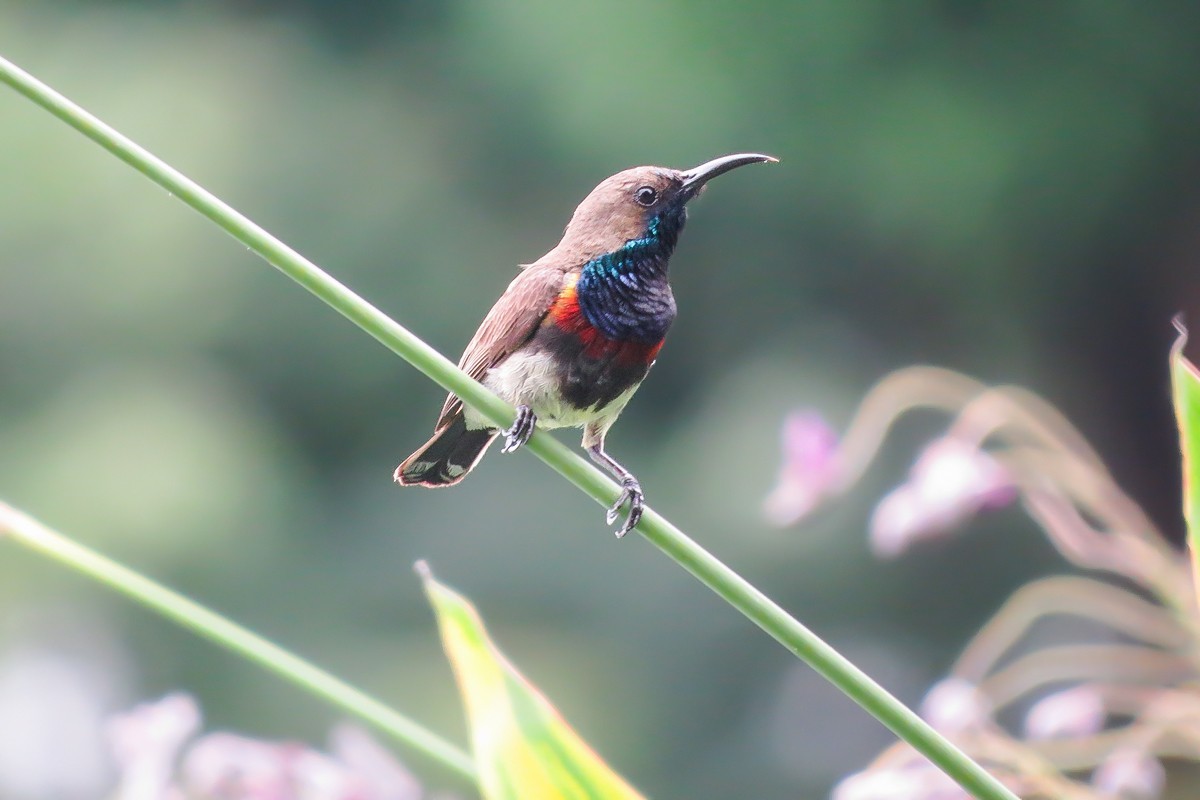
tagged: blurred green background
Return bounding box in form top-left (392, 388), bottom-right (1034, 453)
top-left (2, 2), bottom-right (1199, 797)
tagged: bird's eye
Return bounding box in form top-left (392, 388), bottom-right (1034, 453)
top-left (634, 186), bottom-right (659, 207)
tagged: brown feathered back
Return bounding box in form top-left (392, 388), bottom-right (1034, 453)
top-left (436, 263), bottom-right (566, 427)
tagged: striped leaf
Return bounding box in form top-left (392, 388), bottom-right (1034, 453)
top-left (418, 562), bottom-right (648, 800)
top-left (1171, 318), bottom-right (1200, 606)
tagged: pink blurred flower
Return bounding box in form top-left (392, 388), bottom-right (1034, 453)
top-left (763, 411), bottom-right (842, 526)
top-left (181, 727), bottom-right (425, 800)
top-left (106, 694), bottom-right (425, 800)
top-left (832, 762), bottom-right (970, 800)
top-left (328, 724), bottom-right (424, 800)
top-left (870, 437), bottom-right (1016, 558)
top-left (182, 733), bottom-right (362, 800)
top-left (107, 692), bottom-right (200, 800)
top-left (919, 678), bottom-right (992, 736)
top-left (1023, 685), bottom-right (1106, 740)
top-left (1092, 748), bottom-right (1165, 799)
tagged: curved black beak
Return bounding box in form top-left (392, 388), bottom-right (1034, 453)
top-left (680, 153), bottom-right (778, 198)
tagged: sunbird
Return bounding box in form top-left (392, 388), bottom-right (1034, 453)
top-left (396, 154), bottom-right (777, 536)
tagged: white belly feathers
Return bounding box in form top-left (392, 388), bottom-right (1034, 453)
top-left (463, 349), bottom-right (638, 433)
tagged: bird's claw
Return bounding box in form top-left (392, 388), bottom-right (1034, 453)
top-left (501, 405), bottom-right (536, 454)
top-left (607, 478), bottom-right (644, 538)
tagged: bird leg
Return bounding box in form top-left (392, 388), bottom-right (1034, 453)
top-left (500, 404), bottom-right (537, 454)
top-left (586, 441), bottom-right (643, 538)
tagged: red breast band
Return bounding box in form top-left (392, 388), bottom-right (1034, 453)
top-left (548, 276), bottom-right (663, 364)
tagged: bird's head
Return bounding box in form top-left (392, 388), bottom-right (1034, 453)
top-left (553, 153), bottom-right (777, 263)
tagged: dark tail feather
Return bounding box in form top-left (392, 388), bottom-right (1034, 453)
top-left (394, 415), bottom-right (497, 487)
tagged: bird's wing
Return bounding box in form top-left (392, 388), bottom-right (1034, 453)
top-left (436, 263), bottom-right (567, 427)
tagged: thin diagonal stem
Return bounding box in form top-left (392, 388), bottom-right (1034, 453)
top-left (0, 501), bottom-right (475, 779)
top-left (0, 55), bottom-right (1018, 800)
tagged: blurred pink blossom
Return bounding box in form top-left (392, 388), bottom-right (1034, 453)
top-left (1091, 748), bottom-right (1164, 799)
top-left (181, 728), bottom-right (426, 800)
top-left (763, 411), bottom-right (842, 526)
top-left (832, 762), bottom-right (970, 800)
top-left (329, 724), bottom-right (424, 800)
top-left (919, 678), bottom-right (992, 736)
top-left (106, 693), bottom-right (425, 800)
top-left (1023, 685), bottom-right (1107, 741)
top-left (182, 733), bottom-right (369, 800)
top-left (107, 692), bottom-right (200, 800)
top-left (869, 437), bottom-right (1017, 558)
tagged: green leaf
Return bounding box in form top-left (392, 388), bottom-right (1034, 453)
top-left (418, 562), bottom-right (648, 800)
top-left (1170, 317), bottom-right (1200, 602)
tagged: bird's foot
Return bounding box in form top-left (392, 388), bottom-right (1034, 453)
top-left (500, 405), bottom-right (536, 454)
top-left (606, 477), bottom-right (644, 538)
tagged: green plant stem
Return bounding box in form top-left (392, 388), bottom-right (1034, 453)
top-left (0, 55), bottom-right (1018, 800)
top-left (0, 500), bottom-right (476, 780)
